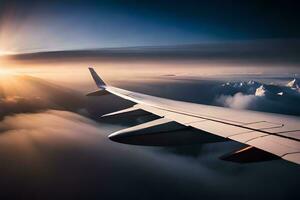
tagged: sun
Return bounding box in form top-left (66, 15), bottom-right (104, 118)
top-left (0, 68), bottom-right (13, 77)
top-left (0, 49), bottom-right (15, 56)
top-left (0, 49), bottom-right (8, 56)
top-left (0, 49), bottom-right (5, 56)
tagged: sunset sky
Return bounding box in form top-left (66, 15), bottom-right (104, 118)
top-left (0, 0), bottom-right (299, 53)
top-left (0, 1), bottom-right (299, 200)
top-left (0, 0), bottom-right (299, 84)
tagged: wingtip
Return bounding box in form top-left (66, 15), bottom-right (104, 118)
top-left (88, 67), bottom-right (95, 73)
top-left (88, 67), bottom-right (106, 88)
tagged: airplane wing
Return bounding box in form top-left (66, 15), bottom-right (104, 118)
top-left (88, 68), bottom-right (300, 165)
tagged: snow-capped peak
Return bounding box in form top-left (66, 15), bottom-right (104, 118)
top-left (247, 80), bottom-right (255, 85)
top-left (221, 80), bottom-right (261, 88)
top-left (286, 79), bottom-right (299, 89)
top-left (255, 85), bottom-right (266, 96)
top-left (221, 82), bottom-right (230, 86)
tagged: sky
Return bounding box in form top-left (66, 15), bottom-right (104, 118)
top-left (0, 0), bottom-right (300, 53)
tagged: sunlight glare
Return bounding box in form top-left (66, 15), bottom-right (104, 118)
top-left (0, 49), bottom-right (15, 56)
top-left (0, 68), bottom-right (14, 77)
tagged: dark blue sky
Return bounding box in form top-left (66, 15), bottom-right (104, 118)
top-left (0, 0), bottom-right (299, 53)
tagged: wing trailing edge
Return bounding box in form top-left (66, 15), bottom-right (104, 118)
top-left (220, 146), bottom-right (280, 163)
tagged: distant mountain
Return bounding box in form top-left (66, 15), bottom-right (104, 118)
top-left (255, 85), bottom-right (266, 96)
top-left (215, 79), bottom-right (300, 115)
top-left (220, 79), bottom-right (300, 97)
top-left (286, 78), bottom-right (299, 89)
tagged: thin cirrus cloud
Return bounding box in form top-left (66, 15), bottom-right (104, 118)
top-left (7, 39), bottom-right (300, 66)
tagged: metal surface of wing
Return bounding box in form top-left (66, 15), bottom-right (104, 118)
top-left (88, 68), bottom-right (300, 165)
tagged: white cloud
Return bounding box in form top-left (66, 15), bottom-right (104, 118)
top-left (216, 93), bottom-right (256, 109)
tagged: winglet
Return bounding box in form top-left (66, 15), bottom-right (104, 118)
top-left (88, 67), bottom-right (106, 89)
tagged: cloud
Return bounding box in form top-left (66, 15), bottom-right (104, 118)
top-left (8, 39), bottom-right (300, 66)
top-left (214, 79), bottom-right (300, 115)
top-left (0, 95), bottom-right (48, 118)
top-left (0, 109), bottom-right (99, 133)
top-left (0, 75), bottom-right (87, 119)
top-left (216, 93), bottom-right (256, 109)
top-left (0, 75), bottom-right (136, 120)
top-left (0, 109), bottom-right (298, 200)
top-left (0, 109), bottom-right (231, 199)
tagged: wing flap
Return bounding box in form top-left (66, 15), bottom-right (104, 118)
top-left (164, 113), bottom-right (206, 124)
top-left (135, 104), bottom-right (168, 117)
top-left (188, 121), bottom-right (250, 137)
top-left (220, 146), bottom-right (280, 163)
top-left (283, 153), bottom-right (300, 164)
top-left (244, 121), bottom-right (283, 129)
top-left (278, 131), bottom-right (300, 140)
top-left (228, 131), bottom-right (268, 143)
top-left (247, 135), bottom-right (300, 157)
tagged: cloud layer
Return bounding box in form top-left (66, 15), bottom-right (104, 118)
top-left (0, 109), bottom-right (299, 200)
top-left (7, 40), bottom-right (300, 67)
top-left (214, 79), bottom-right (300, 115)
top-left (0, 74), bottom-right (299, 199)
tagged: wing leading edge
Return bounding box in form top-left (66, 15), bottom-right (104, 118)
top-left (88, 68), bottom-right (300, 165)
